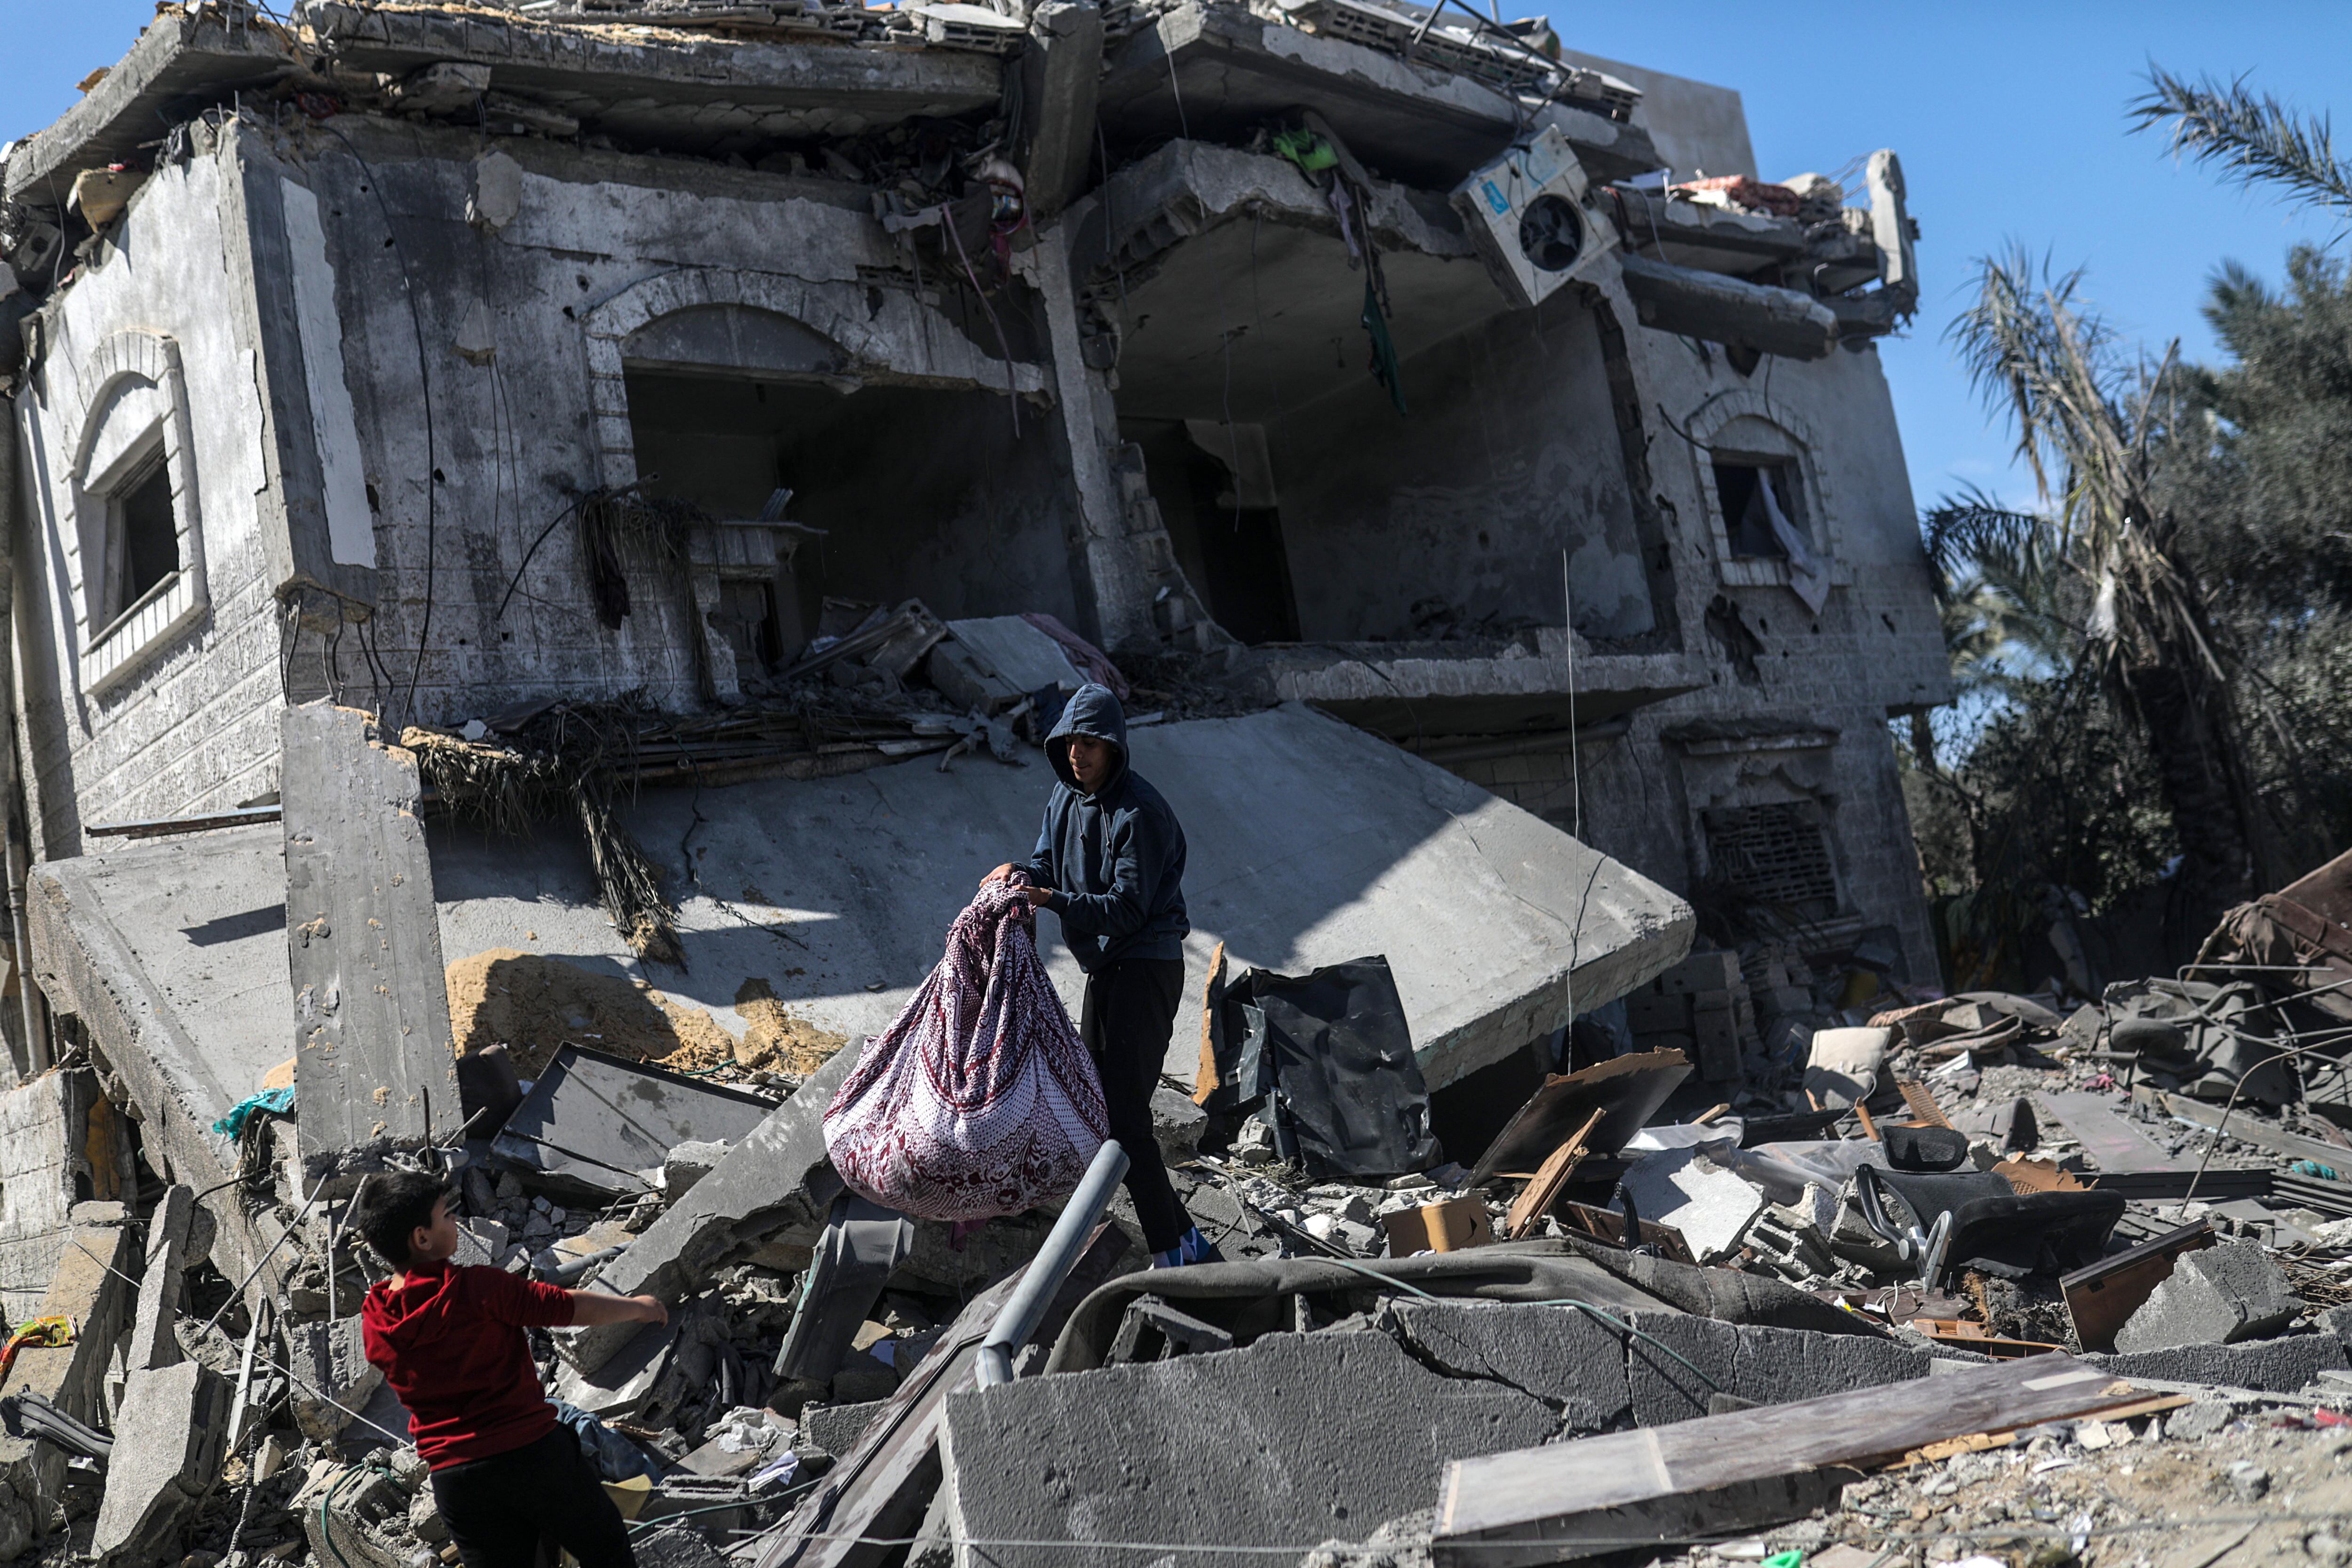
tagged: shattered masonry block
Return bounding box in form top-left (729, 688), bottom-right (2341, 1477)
top-left (940, 1331), bottom-right (1553, 1568)
top-left (2112, 1239), bottom-right (2301, 1353)
top-left (662, 1141), bottom-right (732, 1203)
top-left (289, 1317), bottom-right (385, 1442)
top-left (798, 1398), bottom-right (892, 1460)
top-left (2089, 1333), bottom-right (2347, 1394)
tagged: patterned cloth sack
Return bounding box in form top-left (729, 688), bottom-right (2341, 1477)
top-left (823, 877), bottom-right (1109, 1221)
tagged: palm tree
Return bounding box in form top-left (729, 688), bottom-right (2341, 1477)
top-left (1941, 248), bottom-right (2273, 926)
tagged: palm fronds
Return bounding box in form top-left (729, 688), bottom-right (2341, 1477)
top-left (2131, 66), bottom-right (2352, 213)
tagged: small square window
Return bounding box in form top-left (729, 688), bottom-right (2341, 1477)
top-left (1712, 460), bottom-right (1805, 561)
top-left (105, 454), bottom-right (181, 626)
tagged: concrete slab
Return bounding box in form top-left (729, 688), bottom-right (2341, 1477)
top-left (90, 1360), bottom-right (228, 1565)
top-left (438, 705), bottom-right (1692, 1092)
top-left (1617, 1312), bottom-right (1930, 1428)
top-left (283, 704), bottom-right (464, 1174)
top-left (2088, 1334), bottom-right (2347, 1394)
top-left (940, 1331), bottom-right (1554, 1568)
top-left (126, 1185), bottom-right (194, 1373)
top-left (1385, 1302), bottom-right (1630, 1433)
top-left (26, 830), bottom-right (302, 1322)
top-left (558, 1045), bottom-right (858, 1376)
top-left (289, 1317), bottom-right (384, 1443)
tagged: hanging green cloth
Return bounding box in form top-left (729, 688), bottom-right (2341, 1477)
top-left (1361, 275), bottom-right (1406, 415)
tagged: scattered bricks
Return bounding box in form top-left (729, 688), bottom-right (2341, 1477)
top-left (288, 1317), bottom-right (384, 1443)
top-left (798, 1398), bottom-right (892, 1460)
top-left (1626, 992), bottom-right (1689, 1033)
top-left (2088, 1332), bottom-right (2347, 1393)
top-left (90, 1360), bottom-right (230, 1566)
top-left (1692, 1007), bottom-right (1741, 1082)
top-left (1657, 952), bottom-right (1740, 995)
top-left (291, 1460), bottom-right (413, 1568)
top-left (2112, 1239), bottom-right (2301, 1353)
top-left (1744, 1210), bottom-right (1835, 1281)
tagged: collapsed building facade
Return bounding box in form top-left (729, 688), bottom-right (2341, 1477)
top-left (0, 2), bottom-right (1967, 1564)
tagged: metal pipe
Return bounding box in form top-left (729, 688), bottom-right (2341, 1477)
top-left (973, 1139), bottom-right (1129, 1389)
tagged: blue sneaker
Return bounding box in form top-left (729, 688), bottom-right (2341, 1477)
top-left (1150, 1226), bottom-right (1225, 1269)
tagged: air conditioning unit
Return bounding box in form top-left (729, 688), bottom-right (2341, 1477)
top-left (1449, 126), bottom-right (1618, 310)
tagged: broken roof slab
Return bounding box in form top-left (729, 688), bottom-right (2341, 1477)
top-left (436, 704), bottom-right (1692, 1089)
top-left (1097, 4), bottom-right (1659, 191)
top-left (24, 828), bottom-right (301, 1315)
top-left (300, 1), bottom-right (1005, 150)
top-left (1254, 645), bottom-right (1706, 739)
top-left (1074, 140), bottom-right (1509, 421)
top-left (5, 8), bottom-right (296, 207)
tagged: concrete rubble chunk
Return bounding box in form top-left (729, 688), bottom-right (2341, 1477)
top-left (1617, 1311), bottom-right (1931, 1428)
top-left (940, 1331), bottom-right (1554, 1568)
top-left (126, 1184), bottom-right (194, 1374)
top-left (663, 1140), bottom-right (733, 1203)
top-left (799, 1398), bottom-right (892, 1461)
top-left (560, 1045), bottom-right (860, 1375)
top-left (1615, 1145), bottom-right (1764, 1263)
top-left (289, 1316), bottom-right (385, 1443)
top-left (1385, 1301), bottom-right (1631, 1433)
top-left (1150, 1088), bottom-right (1207, 1160)
top-left (91, 1360), bottom-right (229, 1566)
top-left (2112, 1238), bottom-right (2301, 1353)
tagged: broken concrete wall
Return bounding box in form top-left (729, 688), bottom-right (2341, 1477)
top-left (0, 1068), bottom-right (104, 1323)
top-left (295, 117), bottom-right (1087, 720)
top-left (1557, 50), bottom-right (1757, 182)
top-left (1262, 289), bottom-right (1658, 645)
top-left (8, 142), bottom-right (289, 852)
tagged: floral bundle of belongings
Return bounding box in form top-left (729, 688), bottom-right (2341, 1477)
top-left (822, 873), bottom-right (1108, 1220)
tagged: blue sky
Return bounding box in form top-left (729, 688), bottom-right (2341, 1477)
top-left (1555, 2), bottom-right (2352, 513)
top-left (7, 3), bottom-right (2350, 518)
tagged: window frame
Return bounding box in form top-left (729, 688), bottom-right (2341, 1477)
top-left (1681, 393), bottom-right (1850, 597)
top-left (65, 332), bottom-right (210, 697)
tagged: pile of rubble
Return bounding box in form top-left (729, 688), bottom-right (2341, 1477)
top-left (17, 853), bottom-right (2352, 1568)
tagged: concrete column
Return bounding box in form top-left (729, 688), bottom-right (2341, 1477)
top-left (1018, 2), bottom-right (1105, 223)
top-left (282, 702), bottom-right (462, 1178)
top-left (1031, 230), bottom-right (1157, 652)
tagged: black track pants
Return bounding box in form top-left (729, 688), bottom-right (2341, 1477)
top-left (430, 1425), bottom-right (637, 1568)
top-left (1079, 957), bottom-right (1192, 1253)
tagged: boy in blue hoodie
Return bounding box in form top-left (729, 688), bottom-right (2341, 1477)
top-left (988, 684), bottom-right (1222, 1267)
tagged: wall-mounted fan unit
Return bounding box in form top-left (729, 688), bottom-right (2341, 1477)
top-left (1449, 125), bottom-right (1619, 310)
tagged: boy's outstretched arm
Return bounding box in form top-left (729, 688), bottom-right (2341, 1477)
top-left (566, 1291), bottom-right (668, 1327)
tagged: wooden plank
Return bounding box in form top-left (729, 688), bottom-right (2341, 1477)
top-left (1433, 1355), bottom-right (2153, 1567)
top-left (2059, 1220), bottom-right (2214, 1353)
top-left (1192, 941), bottom-right (1227, 1105)
top-left (1502, 1110), bottom-right (1602, 1240)
top-left (1552, 1203), bottom-right (1695, 1265)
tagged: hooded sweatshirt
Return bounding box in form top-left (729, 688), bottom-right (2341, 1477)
top-left (360, 1260), bottom-right (576, 1468)
top-left (1023, 684), bottom-right (1189, 972)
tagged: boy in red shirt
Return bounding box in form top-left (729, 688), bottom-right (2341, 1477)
top-left (353, 1171), bottom-right (668, 1568)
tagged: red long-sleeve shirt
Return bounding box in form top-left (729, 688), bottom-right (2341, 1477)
top-left (360, 1260), bottom-right (574, 1468)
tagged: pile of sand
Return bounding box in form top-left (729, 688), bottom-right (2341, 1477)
top-left (445, 949), bottom-right (847, 1078)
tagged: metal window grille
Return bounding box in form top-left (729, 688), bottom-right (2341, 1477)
top-left (1703, 802), bottom-right (1837, 907)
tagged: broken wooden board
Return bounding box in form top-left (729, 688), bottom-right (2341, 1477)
top-left (2059, 1220), bottom-right (2216, 1353)
top-left (1502, 1109), bottom-right (1603, 1241)
top-left (2036, 1091), bottom-right (2268, 1199)
top-left (1432, 1356), bottom-right (2155, 1567)
top-left (1467, 1051), bottom-right (1690, 1189)
top-left (1550, 1202), bottom-right (1694, 1265)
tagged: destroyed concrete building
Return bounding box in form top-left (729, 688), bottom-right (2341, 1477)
top-left (0, 3), bottom-right (2018, 1567)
